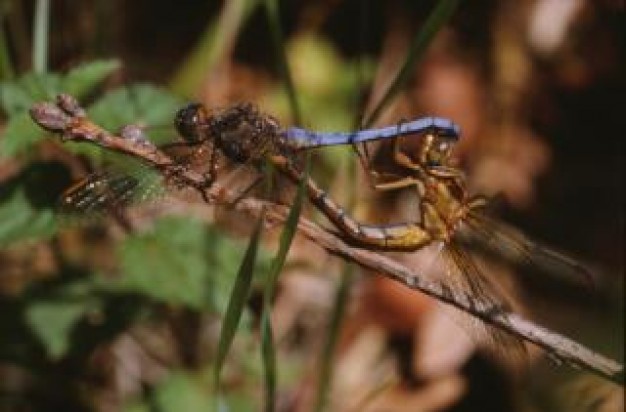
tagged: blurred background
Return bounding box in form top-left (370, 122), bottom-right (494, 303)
top-left (0, 0), bottom-right (623, 411)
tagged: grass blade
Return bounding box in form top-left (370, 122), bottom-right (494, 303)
top-left (0, 7), bottom-right (14, 81)
top-left (263, 0), bottom-right (302, 125)
top-left (364, 0), bottom-right (460, 127)
top-left (260, 155), bottom-right (309, 411)
top-left (314, 266), bottom-right (353, 412)
top-left (260, 311), bottom-right (276, 412)
top-left (169, 0), bottom-right (259, 97)
top-left (213, 210), bottom-right (266, 389)
top-left (32, 0), bottom-right (50, 74)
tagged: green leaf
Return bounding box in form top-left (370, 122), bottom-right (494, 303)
top-left (0, 82), bottom-right (33, 115)
top-left (0, 72), bottom-right (65, 155)
top-left (0, 162), bottom-right (67, 245)
top-left (0, 111), bottom-right (47, 157)
top-left (88, 84), bottom-right (183, 143)
top-left (214, 211), bottom-right (265, 388)
top-left (0, 72), bottom-right (61, 116)
top-left (61, 59), bottom-right (121, 99)
top-left (116, 217), bottom-right (213, 309)
top-left (24, 279), bottom-right (99, 359)
top-left (0, 60), bottom-right (117, 118)
top-left (152, 373), bottom-right (212, 411)
top-left (0, 188), bottom-right (56, 245)
top-left (112, 218), bottom-right (269, 315)
top-left (124, 371), bottom-right (256, 412)
top-left (25, 298), bottom-right (91, 359)
top-left (59, 84), bottom-right (182, 161)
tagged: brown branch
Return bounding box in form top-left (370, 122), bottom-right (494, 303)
top-left (30, 94), bottom-right (624, 385)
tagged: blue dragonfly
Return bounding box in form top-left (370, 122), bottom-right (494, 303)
top-left (58, 101), bottom-right (460, 228)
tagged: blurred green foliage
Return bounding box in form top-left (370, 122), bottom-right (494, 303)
top-left (0, 59), bottom-right (120, 156)
top-left (0, 56), bottom-right (274, 409)
top-left (0, 162), bottom-right (60, 245)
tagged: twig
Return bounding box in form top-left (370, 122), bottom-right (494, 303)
top-left (29, 94), bottom-right (624, 385)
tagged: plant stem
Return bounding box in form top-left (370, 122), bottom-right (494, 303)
top-left (32, 0), bottom-right (49, 73)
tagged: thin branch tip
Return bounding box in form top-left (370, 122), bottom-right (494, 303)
top-left (29, 101), bottom-right (71, 132)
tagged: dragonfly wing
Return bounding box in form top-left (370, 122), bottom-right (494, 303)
top-left (212, 162), bottom-right (266, 204)
top-left (58, 134), bottom-right (219, 215)
top-left (58, 167), bottom-right (166, 218)
top-left (441, 238), bottom-right (527, 361)
top-left (404, 239), bottom-right (526, 361)
top-left (462, 211), bottom-right (595, 289)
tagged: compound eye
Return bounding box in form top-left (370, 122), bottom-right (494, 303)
top-left (174, 103), bottom-right (205, 142)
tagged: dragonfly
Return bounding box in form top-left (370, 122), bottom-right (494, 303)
top-left (59, 101), bottom-right (461, 232)
top-left (167, 102), bottom-right (463, 251)
top-left (171, 102), bottom-right (594, 351)
top-left (171, 103), bottom-right (592, 278)
top-left (49, 98), bottom-right (592, 353)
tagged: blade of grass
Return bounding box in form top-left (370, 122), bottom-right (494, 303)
top-left (314, 107), bottom-right (359, 411)
top-left (213, 210), bottom-right (266, 390)
top-left (260, 311), bottom-right (276, 412)
top-left (352, 0), bottom-right (371, 128)
top-left (32, 0), bottom-right (50, 74)
top-left (4, 1), bottom-right (29, 72)
top-left (169, 0), bottom-right (259, 97)
top-left (263, 0), bottom-right (302, 125)
top-left (0, 6), bottom-right (14, 80)
top-left (363, 0), bottom-right (460, 127)
top-left (259, 3), bottom-right (304, 403)
top-left (314, 266), bottom-right (353, 412)
top-left (260, 154), bottom-right (310, 412)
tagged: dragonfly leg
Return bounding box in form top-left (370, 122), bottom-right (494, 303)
top-left (352, 138), bottom-right (392, 196)
top-left (351, 140), bottom-right (372, 173)
top-left (362, 167), bottom-right (407, 191)
top-left (190, 142), bottom-right (220, 203)
top-left (373, 175), bottom-right (422, 192)
top-left (354, 118), bottom-right (415, 190)
top-left (391, 136), bottom-right (425, 172)
top-left (467, 195), bottom-right (489, 209)
top-left (202, 140), bottom-right (219, 186)
top-left (355, 136), bottom-right (420, 192)
top-left (229, 174), bottom-right (263, 206)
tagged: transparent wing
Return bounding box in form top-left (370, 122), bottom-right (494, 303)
top-left (442, 236), bottom-right (527, 360)
top-left (412, 236), bottom-right (526, 361)
top-left (58, 132), bottom-right (216, 216)
top-left (58, 167), bottom-right (166, 217)
top-left (461, 210), bottom-right (595, 289)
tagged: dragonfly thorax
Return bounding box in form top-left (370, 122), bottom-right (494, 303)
top-left (209, 104), bottom-right (287, 165)
top-left (175, 102), bottom-right (287, 165)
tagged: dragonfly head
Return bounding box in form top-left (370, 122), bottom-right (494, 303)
top-left (420, 133), bottom-right (456, 170)
top-left (175, 103), bottom-right (208, 143)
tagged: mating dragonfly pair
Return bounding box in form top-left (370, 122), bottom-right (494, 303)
top-left (39, 96), bottom-right (592, 352)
